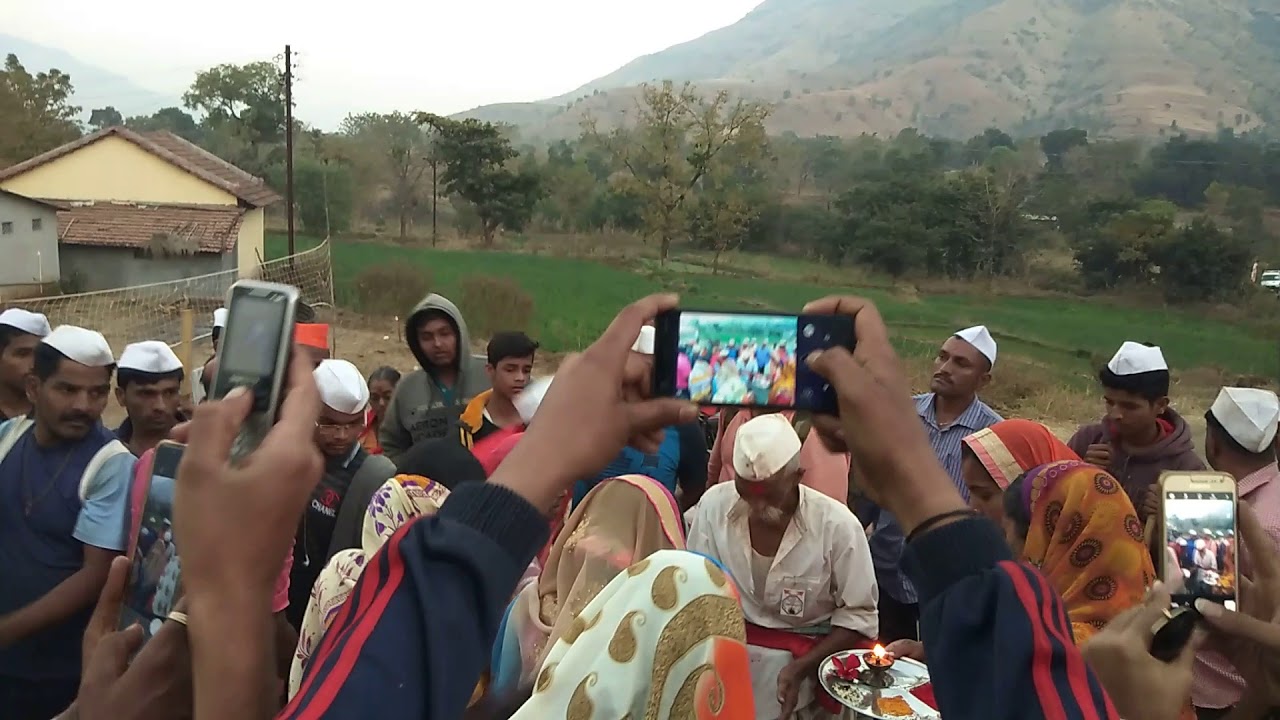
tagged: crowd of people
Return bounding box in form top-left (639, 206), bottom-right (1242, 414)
top-left (0, 288), bottom-right (1276, 720)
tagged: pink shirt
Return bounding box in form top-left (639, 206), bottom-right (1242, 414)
top-left (707, 410), bottom-right (849, 502)
top-left (131, 450), bottom-right (292, 614)
top-left (676, 353), bottom-right (692, 391)
top-left (1192, 461), bottom-right (1280, 709)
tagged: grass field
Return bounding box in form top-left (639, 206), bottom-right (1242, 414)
top-left (269, 234), bottom-right (1275, 387)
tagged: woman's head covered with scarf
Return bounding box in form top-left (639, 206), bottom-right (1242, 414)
top-left (960, 419), bottom-right (1080, 523)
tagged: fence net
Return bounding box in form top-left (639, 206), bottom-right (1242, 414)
top-left (8, 241), bottom-right (334, 357)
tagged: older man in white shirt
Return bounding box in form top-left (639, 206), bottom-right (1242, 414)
top-left (688, 413), bottom-right (877, 719)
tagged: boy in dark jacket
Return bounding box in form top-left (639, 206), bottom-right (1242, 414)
top-left (1067, 341), bottom-right (1205, 519)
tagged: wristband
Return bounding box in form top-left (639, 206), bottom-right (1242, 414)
top-left (906, 509), bottom-right (978, 544)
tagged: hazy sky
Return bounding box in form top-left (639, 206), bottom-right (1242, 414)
top-left (5, 0), bottom-right (762, 128)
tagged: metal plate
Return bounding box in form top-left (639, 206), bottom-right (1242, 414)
top-left (817, 651), bottom-right (940, 720)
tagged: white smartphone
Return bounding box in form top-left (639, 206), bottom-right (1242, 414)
top-left (210, 280), bottom-right (300, 461)
top-left (1158, 471), bottom-right (1238, 609)
top-left (120, 440), bottom-right (185, 642)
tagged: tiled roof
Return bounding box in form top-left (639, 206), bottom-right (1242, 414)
top-left (55, 201), bottom-right (244, 254)
top-left (0, 127), bottom-right (281, 208)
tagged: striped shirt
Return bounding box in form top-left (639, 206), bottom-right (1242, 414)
top-left (1193, 461), bottom-right (1280, 710)
top-left (870, 394), bottom-right (1002, 604)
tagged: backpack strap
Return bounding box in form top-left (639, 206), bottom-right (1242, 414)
top-left (0, 417), bottom-right (35, 462)
top-left (78, 439), bottom-right (132, 503)
top-left (327, 453), bottom-right (398, 558)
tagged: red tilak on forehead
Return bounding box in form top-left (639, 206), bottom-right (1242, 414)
top-left (741, 481), bottom-right (769, 496)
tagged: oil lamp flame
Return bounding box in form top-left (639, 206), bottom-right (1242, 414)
top-left (873, 644), bottom-right (887, 659)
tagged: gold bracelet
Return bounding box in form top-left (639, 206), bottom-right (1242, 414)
top-left (167, 611), bottom-right (189, 626)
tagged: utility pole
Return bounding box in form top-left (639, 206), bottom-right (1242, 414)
top-left (284, 44), bottom-right (296, 257)
top-left (431, 155), bottom-right (439, 247)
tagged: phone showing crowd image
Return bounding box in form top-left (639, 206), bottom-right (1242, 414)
top-left (120, 441), bottom-right (186, 642)
top-left (651, 309), bottom-right (855, 414)
top-left (1159, 471), bottom-right (1238, 609)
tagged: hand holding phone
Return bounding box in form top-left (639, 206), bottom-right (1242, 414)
top-left (209, 280), bottom-right (300, 462)
top-left (1158, 471), bottom-right (1238, 608)
top-left (650, 309), bottom-right (855, 414)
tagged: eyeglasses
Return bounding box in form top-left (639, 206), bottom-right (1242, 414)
top-left (315, 420), bottom-right (366, 435)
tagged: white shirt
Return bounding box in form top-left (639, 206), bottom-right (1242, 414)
top-left (687, 482), bottom-right (878, 638)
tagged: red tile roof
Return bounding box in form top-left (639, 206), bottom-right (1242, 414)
top-left (55, 201), bottom-right (245, 254)
top-left (0, 127), bottom-right (281, 208)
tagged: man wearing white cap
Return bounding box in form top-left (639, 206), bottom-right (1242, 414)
top-left (285, 359), bottom-right (396, 630)
top-left (869, 325), bottom-right (1002, 644)
top-left (687, 413), bottom-right (877, 720)
top-left (570, 325), bottom-right (709, 511)
top-left (114, 340), bottom-right (186, 456)
top-left (0, 325), bottom-right (134, 718)
top-left (1067, 341), bottom-right (1204, 517)
top-left (190, 307), bottom-right (227, 405)
top-left (0, 308), bottom-right (51, 421)
top-left (1193, 386), bottom-right (1280, 716)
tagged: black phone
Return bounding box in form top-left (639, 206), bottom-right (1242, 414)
top-left (211, 280), bottom-right (300, 461)
top-left (120, 440), bottom-right (185, 643)
top-left (651, 309), bottom-right (854, 414)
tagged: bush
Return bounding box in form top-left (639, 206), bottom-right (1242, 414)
top-left (458, 275), bottom-right (534, 338)
top-left (350, 263), bottom-right (431, 317)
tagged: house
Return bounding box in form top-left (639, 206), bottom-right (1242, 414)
top-left (0, 126), bottom-right (280, 292)
top-left (0, 190), bottom-right (61, 297)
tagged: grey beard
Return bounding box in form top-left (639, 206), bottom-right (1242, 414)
top-left (749, 504), bottom-right (789, 527)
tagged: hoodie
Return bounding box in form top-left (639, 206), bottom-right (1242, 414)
top-left (379, 294), bottom-right (490, 461)
top-left (1066, 408), bottom-right (1206, 512)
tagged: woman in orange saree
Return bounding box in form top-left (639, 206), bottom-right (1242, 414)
top-left (1002, 460), bottom-right (1155, 644)
top-left (961, 419), bottom-right (1080, 524)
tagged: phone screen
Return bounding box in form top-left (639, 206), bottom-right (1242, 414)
top-left (120, 443), bottom-right (185, 641)
top-left (221, 293), bottom-right (289, 380)
top-left (653, 310), bottom-right (853, 413)
top-left (1163, 489), bottom-right (1237, 607)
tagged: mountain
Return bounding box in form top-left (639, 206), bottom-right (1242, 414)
top-left (456, 0), bottom-right (1280, 141)
top-left (0, 34), bottom-right (178, 120)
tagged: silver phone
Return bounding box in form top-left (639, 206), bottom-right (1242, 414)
top-left (210, 280), bottom-right (300, 461)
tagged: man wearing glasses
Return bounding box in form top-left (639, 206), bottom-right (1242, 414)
top-left (284, 359), bottom-right (396, 630)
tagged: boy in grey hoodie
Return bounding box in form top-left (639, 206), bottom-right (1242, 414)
top-left (379, 293), bottom-right (490, 461)
top-left (1066, 341), bottom-right (1205, 520)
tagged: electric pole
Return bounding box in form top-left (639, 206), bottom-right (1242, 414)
top-left (284, 44), bottom-right (296, 257)
top-left (431, 154), bottom-right (439, 247)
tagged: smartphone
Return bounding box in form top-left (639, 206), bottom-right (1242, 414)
top-left (210, 280), bottom-right (300, 461)
top-left (651, 309), bottom-right (855, 414)
top-left (1159, 471), bottom-right (1238, 609)
top-left (120, 441), bottom-right (185, 642)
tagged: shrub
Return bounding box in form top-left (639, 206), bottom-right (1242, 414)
top-left (458, 274), bottom-right (534, 338)
top-left (351, 263), bottom-right (431, 317)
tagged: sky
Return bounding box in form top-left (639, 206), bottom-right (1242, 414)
top-left (3, 0), bottom-right (763, 128)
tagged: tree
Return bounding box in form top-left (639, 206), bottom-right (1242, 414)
top-left (0, 54), bottom-right (81, 166)
top-left (1040, 128), bottom-right (1088, 171)
top-left (583, 81), bottom-right (771, 263)
top-left (341, 112), bottom-right (434, 239)
top-left (1155, 218), bottom-right (1252, 303)
top-left (183, 61), bottom-right (284, 175)
top-left (89, 106), bottom-right (123, 130)
top-left (415, 114), bottom-right (544, 247)
top-left (125, 107), bottom-right (201, 141)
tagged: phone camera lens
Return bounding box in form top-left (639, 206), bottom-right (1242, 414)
top-left (801, 388), bottom-right (814, 398)
top-left (824, 333), bottom-right (831, 342)
top-left (803, 324), bottom-right (815, 338)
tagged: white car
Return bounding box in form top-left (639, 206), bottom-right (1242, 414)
top-left (1262, 270), bottom-right (1280, 290)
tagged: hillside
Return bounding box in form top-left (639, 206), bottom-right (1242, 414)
top-left (457, 0), bottom-right (1280, 141)
top-left (0, 34), bottom-right (177, 120)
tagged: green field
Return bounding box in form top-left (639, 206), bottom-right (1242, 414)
top-left (267, 235), bottom-right (1276, 383)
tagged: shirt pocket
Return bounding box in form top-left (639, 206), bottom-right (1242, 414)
top-left (775, 573), bottom-right (828, 624)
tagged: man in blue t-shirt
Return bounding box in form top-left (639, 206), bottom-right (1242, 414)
top-left (571, 422), bottom-right (708, 511)
top-left (0, 326), bottom-right (134, 720)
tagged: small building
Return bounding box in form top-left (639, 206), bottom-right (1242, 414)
top-left (0, 126), bottom-right (280, 292)
top-left (0, 190), bottom-right (61, 297)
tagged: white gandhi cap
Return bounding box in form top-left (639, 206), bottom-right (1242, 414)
top-left (953, 325), bottom-right (997, 367)
top-left (42, 325), bottom-right (114, 367)
top-left (118, 341), bottom-right (183, 374)
top-left (1210, 387), bottom-right (1280, 453)
top-left (1107, 341), bottom-right (1168, 375)
top-left (212, 308), bottom-right (228, 329)
top-left (0, 308), bottom-right (51, 337)
top-left (732, 413), bottom-right (802, 482)
top-left (313, 359), bottom-right (369, 414)
top-left (631, 325), bottom-right (655, 355)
